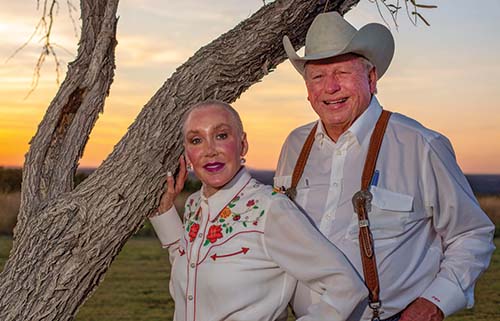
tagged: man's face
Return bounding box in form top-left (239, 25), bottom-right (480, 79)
top-left (304, 54), bottom-right (377, 141)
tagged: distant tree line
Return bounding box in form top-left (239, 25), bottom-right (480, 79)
top-left (0, 167), bottom-right (201, 194)
top-left (0, 168), bottom-right (22, 193)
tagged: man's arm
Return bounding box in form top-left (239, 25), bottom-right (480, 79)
top-left (417, 134), bottom-right (495, 317)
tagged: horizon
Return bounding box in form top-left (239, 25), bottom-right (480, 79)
top-left (1, 1), bottom-right (499, 173)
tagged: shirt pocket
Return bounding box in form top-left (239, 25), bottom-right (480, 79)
top-left (345, 186), bottom-right (414, 246)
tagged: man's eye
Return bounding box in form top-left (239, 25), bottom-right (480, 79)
top-left (216, 133), bottom-right (228, 140)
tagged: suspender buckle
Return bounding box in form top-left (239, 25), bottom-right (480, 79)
top-left (369, 301), bottom-right (382, 321)
top-left (352, 190), bottom-right (373, 214)
top-left (284, 187), bottom-right (297, 200)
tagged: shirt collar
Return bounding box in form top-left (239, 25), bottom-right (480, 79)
top-left (348, 96), bottom-right (383, 146)
top-left (200, 166), bottom-right (252, 222)
top-left (315, 96), bottom-right (383, 146)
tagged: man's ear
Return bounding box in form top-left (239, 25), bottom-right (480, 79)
top-left (369, 67), bottom-right (378, 94)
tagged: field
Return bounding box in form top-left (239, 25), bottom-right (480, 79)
top-left (1, 192), bottom-right (499, 320)
top-left (0, 236), bottom-right (498, 321)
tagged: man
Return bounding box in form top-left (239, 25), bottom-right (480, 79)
top-left (275, 11), bottom-right (495, 321)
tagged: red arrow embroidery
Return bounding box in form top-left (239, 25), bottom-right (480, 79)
top-left (178, 248), bottom-right (185, 256)
top-left (211, 247), bottom-right (249, 261)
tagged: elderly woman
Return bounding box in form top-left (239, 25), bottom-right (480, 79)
top-left (149, 100), bottom-right (366, 321)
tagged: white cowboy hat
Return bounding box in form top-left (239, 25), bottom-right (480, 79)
top-left (283, 11), bottom-right (395, 79)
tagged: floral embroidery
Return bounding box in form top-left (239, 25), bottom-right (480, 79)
top-left (184, 180), bottom-right (269, 247)
top-left (220, 207), bottom-right (232, 219)
top-left (206, 225), bottom-right (223, 244)
top-left (188, 223), bottom-right (200, 242)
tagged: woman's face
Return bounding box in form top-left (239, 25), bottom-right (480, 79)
top-left (183, 105), bottom-right (248, 197)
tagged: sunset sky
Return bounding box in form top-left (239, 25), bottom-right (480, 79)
top-left (1, 0), bottom-right (499, 173)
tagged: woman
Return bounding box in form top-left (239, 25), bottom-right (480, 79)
top-left (149, 100), bottom-right (366, 321)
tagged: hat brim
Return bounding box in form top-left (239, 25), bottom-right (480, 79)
top-left (284, 23), bottom-right (394, 79)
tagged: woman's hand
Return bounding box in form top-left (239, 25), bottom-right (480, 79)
top-left (155, 155), bottom-right (189, 215)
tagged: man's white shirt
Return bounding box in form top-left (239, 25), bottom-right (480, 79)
top-left (275, 97), bottom-right (495, 320)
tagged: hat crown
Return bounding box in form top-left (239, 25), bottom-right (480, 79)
top-left (305, 12), bottom-right (357, 56)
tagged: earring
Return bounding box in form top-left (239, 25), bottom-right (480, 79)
top-left (186, 163), bottom-right (193, 171)
top-left (240, 157), bottom-right (246, 165)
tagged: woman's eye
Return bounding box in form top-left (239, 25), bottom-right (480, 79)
top-left (190, 137), bottom-right (201, 145)
top-left (216, 133), bottom-right (228, 140)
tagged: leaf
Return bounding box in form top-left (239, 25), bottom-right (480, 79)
top-left (253, 206), bottom-right (259, 209)
top-left (204, 240), bottom-right (210, 246)
top-left (219, 218), bottom-right (225, 223)
top-left (260, 210), bottom-right (265, 216)
top-left (243, 222), bottom-right (247, 227)
top-left (412, 11), bottom-right (431, 26)
top-left (228, 203), bottom-right (235, 208)
top-left (229, 226), bottom-right (233, 233)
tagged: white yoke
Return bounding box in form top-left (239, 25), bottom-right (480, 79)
top-left (275, 97), bottom-right (495, 320)
top-left (150, 168), bottom-right (367, 321)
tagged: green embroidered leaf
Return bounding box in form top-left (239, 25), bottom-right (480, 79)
top-left (228, 203), bottom-right (235, 208)
top-left (204, 240), bottom-right (210, 246)
top-left (225, 228), bottom-right (229, 233)
top-left (272, 191), bottom-right (277, 195)
top-left (243, 222), bottom-right (247, 227)
top-left (229, 226), bottom-right (233, 233)
top-left (253, 206), bottom-right (259, 209)
top-left (222, 223), bottom-right (227, 227)
top-left (219, 218), bottom-right (225, 223)
top-left (260, 210), bottom-right (265, 216)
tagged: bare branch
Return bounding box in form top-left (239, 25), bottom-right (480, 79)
top-left (7, 0), bottom-right (80, 97)
top-left (369, 0), bottom-right (437, 28)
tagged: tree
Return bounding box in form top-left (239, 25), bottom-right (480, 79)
top-left (0, 0), bottom-right (362, 320)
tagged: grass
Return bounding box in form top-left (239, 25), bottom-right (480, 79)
top-left (0, 236), bottom-right (499, 320)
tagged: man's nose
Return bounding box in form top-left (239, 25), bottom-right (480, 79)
top-left (325, 75), bottom-right (341, 94)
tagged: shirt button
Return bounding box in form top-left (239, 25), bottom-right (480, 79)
top-left (190, 263), bottom-right (196, 268)
top-left (333, 182), bottom-right (338, 187)
top-left (188, 295), bottom-right (193, 301)
top-left (198, 233), bottom-right (203, 238)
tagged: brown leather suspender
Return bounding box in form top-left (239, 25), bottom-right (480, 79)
top-left (285, 123), bottom-right (317, 200)
top-left (352, 110), bottom-right (391, 321)
top-left (286, 110), bottom-right (392, 321)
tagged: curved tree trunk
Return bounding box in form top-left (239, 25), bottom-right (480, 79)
top-left (0, 0), bottom-right (360, 320)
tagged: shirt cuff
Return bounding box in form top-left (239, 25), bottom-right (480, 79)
top-left (149, 207), bottom-right (183, 248)
top-left (420, 277), bottom-right (467, 316)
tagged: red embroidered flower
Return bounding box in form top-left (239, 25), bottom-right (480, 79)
top-left (252, 221), bottom-right (258, 226)
top-left (207, 225), bottom-right (223, 243)
top-left (233, 214), bottom-right (241, 221)
top-left (246, 199), bottom-right (256, 207)
top-left (188, 223), bottom-right (200, 242)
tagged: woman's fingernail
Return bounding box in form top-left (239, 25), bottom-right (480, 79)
top-left (167, 171), bottom-right (173, 176)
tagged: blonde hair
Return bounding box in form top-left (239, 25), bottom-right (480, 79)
top-left (181, 100), bottom-right (244, 138)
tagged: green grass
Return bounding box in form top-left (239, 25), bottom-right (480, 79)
top-left (1, 236), bottom-right (499, 320)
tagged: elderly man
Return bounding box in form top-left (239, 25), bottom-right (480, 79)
top-left (275, 12), bottom-right (495, 321)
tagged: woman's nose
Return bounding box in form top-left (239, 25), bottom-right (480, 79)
top-left (204, 139), bottom-right (217, 156)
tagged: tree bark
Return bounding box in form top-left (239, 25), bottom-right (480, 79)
top-left (0, 0), bottom-right (360, 320)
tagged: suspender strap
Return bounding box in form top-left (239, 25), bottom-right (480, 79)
top-left (285, 123), bottom-right (317, 200)
top-left (287, 110), bottom-right (392, 321)
top-left (352, 110), bottom-right (392, 321)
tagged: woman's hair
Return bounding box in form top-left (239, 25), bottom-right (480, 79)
top-left (181, 100), bottom-right (244, 137)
